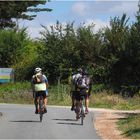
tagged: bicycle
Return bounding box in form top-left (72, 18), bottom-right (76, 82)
top-left (75, 96), bottom-right (85, 125)
top-left (80, 99), bottom-right (85, 125)
top-left (38, 95), bottom-right (44, 122)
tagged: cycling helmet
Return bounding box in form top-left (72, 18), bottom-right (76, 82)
top-left (82, 69), bottom-right (88, 75)
top-left (77, 68), bottom-right (83, 73)
top-left (34, 67), bottom-right (42, 74)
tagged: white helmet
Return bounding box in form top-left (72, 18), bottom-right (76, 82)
top-left (35, 67), bottom-right (42, 74)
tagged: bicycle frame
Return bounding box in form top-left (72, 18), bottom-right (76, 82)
top-left (80, 99), bottom-right (85, 125)
top-left (38, 95), bottom-right (44, 122)
top-left (75, 97), bottom-right (85, 125)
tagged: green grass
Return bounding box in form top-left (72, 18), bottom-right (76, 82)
top-left (90, 91), bottom-right (140, 110)
top-left (0, 82), bottom-right (33, 104)
top-left (0, 82), bottom-right (140, 110)
top-left (0, 82), bottom-right (71, 105)
top-left (117, 114), bottom-right (140, 139)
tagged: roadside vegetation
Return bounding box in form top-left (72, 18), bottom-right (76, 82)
top-left (0, 82), bottom-right (140, 110)
top-left (117, 114), bottom-right (140, 139)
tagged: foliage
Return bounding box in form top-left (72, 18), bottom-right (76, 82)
top-left (39, 21), bottom-right (81, 83)
top-left (0, 1), bottom-right (52, 29)
top-left (101, 14), bottom-right (130, 89)
top-left (0, 28), bottom-right (29, 67)
top-left (0, 28), bottom-right (39, 81)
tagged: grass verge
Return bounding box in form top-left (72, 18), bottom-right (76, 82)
top-left (90, 91), bottom-right (140, 110)
top-left (0, 82), bottom-right (140, 110)
top-left (117, 114), bottom-right (140, 139)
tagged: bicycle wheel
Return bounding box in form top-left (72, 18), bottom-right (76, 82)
top-left (39, 96), bottom-right (44, 122)
top-left (80, 102), bottom-right (84, 125)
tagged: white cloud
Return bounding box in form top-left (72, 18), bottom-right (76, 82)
top-left (27, 27), bottom-right (42, 39)
top-left (109, 2), bottom-right (138, 15)
top-left (26, 19), bottom-right (110, 38)
top-left (72, 2), bottom-right (89, 16)
top-left (84, 19), bottom-right (110, 32)
top-left (19, 1), bottom-right (139, 39)
top-left (29, 22), bottom-right (68, 38)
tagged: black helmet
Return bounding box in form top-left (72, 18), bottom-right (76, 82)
top-left (77, 68), bottom-right (82, 73)
top-left (82, 69), bottom-right (88, 75)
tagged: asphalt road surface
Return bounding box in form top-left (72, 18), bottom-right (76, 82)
top-left (0, 104), bottom-right (100, 139)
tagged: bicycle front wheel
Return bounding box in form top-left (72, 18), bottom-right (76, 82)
top-left (81, 111), bottom-right (84, 125)
top-left (39, 97), bottom-right (44, 122)
top-left (80, 104), bottom-right (85, 125)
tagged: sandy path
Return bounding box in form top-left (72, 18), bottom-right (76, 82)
top-left (92, 108), bottom-right (140, 140)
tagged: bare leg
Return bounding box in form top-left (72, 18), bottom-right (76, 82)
top-left (71, 93), bottom-right (75, 110)
top-left (34, 98), bottom-right (38, 113)
top-left (75, 100), bottom-right (80, 120)
top-left (44, 97), bottom-right (47, 108)
top-left (85, 97), bottom-right (89, 108)
top-left (35, 97), bottom-right (39, 113)
top-left (85, 96), bottom-right (89, 113)
top-left (72, 97), bottom-right (75, 106)
top-left (43, 97), bottom-right (48, 113)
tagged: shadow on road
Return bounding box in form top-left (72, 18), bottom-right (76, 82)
top-left (53, 118), bottom-right (77, 121)
top-left (53, 118), bottom-right (82, 125)
top-left (10, 120), bottom-right (40, 123)
top-left (57, 122), bottom-right (82, 125)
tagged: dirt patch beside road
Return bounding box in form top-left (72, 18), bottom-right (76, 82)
top-left (92, 108), bottom-right (140, 140)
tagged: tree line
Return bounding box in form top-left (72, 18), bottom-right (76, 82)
top-left (0, 1), bottom-right (140, 95)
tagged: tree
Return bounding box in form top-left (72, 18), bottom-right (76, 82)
top-left (125, 0), bottom-right (140, 86)
top-left (0, 28), bottom-right (29, 67)
top-left (102, 14), bottom-right (130, 86)
top-left (0, 1), bottom-right (52, 29)
top-left (38, 21), bottom-right (80, 83)
top-left (76, 24), bottom-right (102, 67)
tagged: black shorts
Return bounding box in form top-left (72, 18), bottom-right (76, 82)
top-left (71, 91), bottom-right (77, 98)
top-left (74, 91), bottom-right (86, 101)
top-left (35, 91), bottom-right (46, 98)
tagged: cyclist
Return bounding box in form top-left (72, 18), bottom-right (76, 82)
top-left (75, 69), bottom-right (92, 118)
top-left (31, 67), bottom-right (49, 114)
top-left (82, 69), bottom-right (92, 114)
top-left (70, 68), bottom-right (82, 111)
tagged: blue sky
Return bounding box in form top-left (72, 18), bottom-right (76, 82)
top-left (19, 0), bottom-right (139, 39)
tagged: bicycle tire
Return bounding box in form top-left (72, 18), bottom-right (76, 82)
top-left (39, 96), bottom-right (44, 122)
top-left (81, 111), bottom-right (84, 125)
top-left (80, 102), bottom-right (84, 125)
top-left (40, 114), bottom-right (43, 122)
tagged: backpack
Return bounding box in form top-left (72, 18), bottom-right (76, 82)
top-left (33, 74), bottom-right (43, 84)
top-left (76, 76), bottom-right (90, 89)
top-left (72, 73), bottom-right (81, 85)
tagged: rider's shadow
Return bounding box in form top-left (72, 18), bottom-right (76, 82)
top-left (52, 118), bottom-right (81, 125)
top-left (10, 120), bottom-right (40, 123)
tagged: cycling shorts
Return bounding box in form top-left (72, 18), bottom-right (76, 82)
top-left (35, 91), bottom-right (47, 98)
top-left (74, 91), bottom-right (86, 101)
top-left (75, 89), bottom-right (91, 101)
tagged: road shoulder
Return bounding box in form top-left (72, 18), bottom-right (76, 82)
top-left (91, 108), bottom-right (140, 140)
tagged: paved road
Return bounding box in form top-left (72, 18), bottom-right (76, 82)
top-left (0, 104), bottom-right (100, 139)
